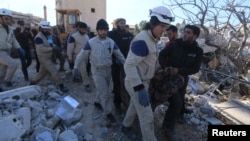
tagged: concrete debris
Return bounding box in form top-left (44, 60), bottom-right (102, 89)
top-left (0, 115), bottom-right (26, 141)
top-left (0, 86), bottom-right (85, 141)
top-left (58, 130), bottom-right (78, 141)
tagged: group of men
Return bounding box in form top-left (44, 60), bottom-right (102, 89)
top-left (0, 5), bottom-right (204, 141)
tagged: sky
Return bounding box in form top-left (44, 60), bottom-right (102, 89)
top-left (0, 0), bottom-right (181, 26)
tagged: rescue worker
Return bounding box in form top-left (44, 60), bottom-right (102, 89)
top-left (121, 6), bottom-right (173, 141)
top-left (159, 24), bottom-right (203, 141)
top-left (30, 21), bottom-right (68, 93)
top-left (0, 8), bottom-right (25, 89)
top-left (67, 22), bottom-right (91, 92)
top-left (108, 18), bottom-right (134, 109)
top-left (14, 20), bottom-right (33, 81)
top-left (73, 19), bottom-right (125, 125)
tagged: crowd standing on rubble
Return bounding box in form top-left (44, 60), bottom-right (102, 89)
top-left (0, 5), bottom-right (207, 141)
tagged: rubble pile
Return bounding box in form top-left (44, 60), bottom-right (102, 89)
top-left (0, 85), bottom-right (85, 141)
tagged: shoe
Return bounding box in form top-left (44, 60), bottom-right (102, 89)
top-left (107, 114), bottom-right (117, 125)
top-left (0, 87), bottom-right (3, 92)
top-left (85, 85), bottom-right (91, 92)
top-left (4, 81), bottom-right (12, 87)
top-left (59, 84), bottom-right (69, 92)
top-left (59, 68), bottom-right (65, 72)
top-left (121, 125), bottom-right (140, 140)
top-left (165, 131), bottom-right (180, 141)
top-left (29, 81), bottom-right (36, 85)
top-left (121, 125), bottom-right (131, 133)
top-left (94, 102), bottom-right (103, 110)
top-left (25, 76), bottom-right (29, 81)
top-left (73, 77), bottom-right (82, 83)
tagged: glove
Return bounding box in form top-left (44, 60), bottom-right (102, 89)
top-left (17, 48), bottom-right (25, 58)
top-left (47, 38), bottom-right (53, 44)
top-left (72, 68), bottom-right (78, 78)
top-left (138, 88), bottom-right (150, 107)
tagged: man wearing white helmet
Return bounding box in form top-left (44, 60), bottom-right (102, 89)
top-left (0, 8), bottom-right (25, 89)
top-left (121, 6), bottom-right (174, 141)
top-left (30, 21), bottom-right (68, 92)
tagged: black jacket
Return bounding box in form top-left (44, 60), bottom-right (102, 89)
top-left (108, 29), bottom-right (133, 58)
top-left (159, 38), bottom-right (203, 77)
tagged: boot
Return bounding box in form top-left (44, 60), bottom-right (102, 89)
top-left (29, 81), bottom-right (36, 85)
top-left (107, 113), bottom-right (117, 125)
top-left (59, 83), bottom-right (68, 92)
top-left (121, 125), bottom-right (140, 140)
top-left (4, 81), bottom-right (13, 87)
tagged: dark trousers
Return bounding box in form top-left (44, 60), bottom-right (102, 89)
top-left (52, 50), bottom-right (65, 70)
top-left (20, 49), bottom-right (32, 79)
top-left (163, 76), bottom-right (188, 133)
top-left (111, 63), bottom-right (122, 107)
top-left (34, 49), bottom-right (40, 73)
top-left (163, 90), bottom-right (182, 132)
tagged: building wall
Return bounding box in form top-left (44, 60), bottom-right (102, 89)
top-left (56, 0), bottom-right (106, 32)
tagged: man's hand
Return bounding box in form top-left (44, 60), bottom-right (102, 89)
top-left (164, 67), bottom-right (178, 76)
top-left (138, 88), bottom-right (150, 107)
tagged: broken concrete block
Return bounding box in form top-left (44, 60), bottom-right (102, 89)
top-left (55, 96), bottom-right (79, 121)
top-left (35, 131), bottom-right (54, 141)
top-left (200, 106), bottom-right (215, 116)
top-left (0, 85), bottom-right (41, 101)
top-left (15, 107), bottom-right (31, 134)
top-left (0, 115), bottom-right (26, 141)
top-left (30, 126), bottom-right (55, 141)
top-left (58, 130), bottom-right (78, 141)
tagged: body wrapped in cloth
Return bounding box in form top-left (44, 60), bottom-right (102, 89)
top-left (149, 69), bottom-right (184, 110)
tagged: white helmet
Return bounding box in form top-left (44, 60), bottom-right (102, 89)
top-left (149, 6), bottom-right (174, 24)
top-left (39, 21), bottom-right (51, 29)
top-left (0, 8), bottom-right (12, 17)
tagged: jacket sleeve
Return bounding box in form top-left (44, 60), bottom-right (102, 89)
top-left (113, 43), bottom-right (125, 64)
top-left (124, 40), bottom-right (148, 91)
top-left (74, 42), bottom-right (90, 69)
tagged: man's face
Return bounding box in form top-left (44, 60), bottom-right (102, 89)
top-left (152, 23), bottom-right (168, 39)
top-left (0, 15), bottom-right (12, 26)
top-left (116, 20), bottom-right (126, 31)
top-left (78, 27), bottom-right (86, 35)
top-left (97, 29), bottom-right (108, 39)
top-left (166, 30), bottom-right (177, 41)
top-left (182, 28), bottom-right (196, 42)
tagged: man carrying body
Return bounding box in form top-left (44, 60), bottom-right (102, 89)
top-left (159, 24), bottom-right (203, 141)
top-left (121, 6), bottom-right (174, 141)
